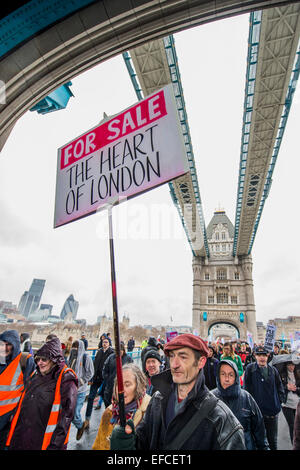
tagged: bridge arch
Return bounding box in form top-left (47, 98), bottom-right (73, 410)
top-left (208, 321), bottom-right (240, 340)
top-left (0, 0), bottom-right (295, 151)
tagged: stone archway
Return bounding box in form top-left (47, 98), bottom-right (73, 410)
top-left (208, 321), bottom-right (240, 341)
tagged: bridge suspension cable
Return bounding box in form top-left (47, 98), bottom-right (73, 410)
top-left (233, 5), bottom-right (300, 257)
top-left (123, 35), bottom-right (210, 258)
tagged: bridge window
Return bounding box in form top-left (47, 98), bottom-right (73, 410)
top-left (231, 296), bottom-right (238, 304)
top-left (216, 244), bottom-right (220, 252)
top-left (222, 244), bottom-right (226, 252)
top-left (217, 269), bottom-right (226, 280)
top-left (235, 272), bottom-right (240, 280)
top-left (221, 232), bottom-right (226, 240)
top-left (205, 273), bottom-right (210, 280)
top-left (208, 296), bottom-right (214, 304)
top-left (215, 232), bottom-right (219, 240)
top-left (217, 293), bottom-right (228, 304)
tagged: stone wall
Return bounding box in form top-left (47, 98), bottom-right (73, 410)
top-left (0, 321), bottom-right (159, 349)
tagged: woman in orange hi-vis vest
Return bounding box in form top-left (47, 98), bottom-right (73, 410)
top-left (6, 337), bottom-right (78, 450)
top-left (0, 329), bottom-right (36, 450)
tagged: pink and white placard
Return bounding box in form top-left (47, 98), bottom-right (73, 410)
top-left (54, 84), bottom-right (188, 228)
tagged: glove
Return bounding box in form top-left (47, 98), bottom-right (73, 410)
top-left (110, 419), bottom-right (136, 450)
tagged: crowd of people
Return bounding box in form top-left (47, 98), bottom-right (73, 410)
top-left (0, 328), bottom-right (299, 451)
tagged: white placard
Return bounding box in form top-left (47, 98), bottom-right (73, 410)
top-left (54, 84), bottom-right (188, 228)
top-left (264, 324), bottom-right (277, 352)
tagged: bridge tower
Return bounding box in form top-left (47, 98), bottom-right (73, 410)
top-left (192, 209), bottom-right (258, 342)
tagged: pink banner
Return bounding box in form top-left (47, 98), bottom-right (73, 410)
top-left (60, 90), bottom-right (167, 170)
top-left (166, 331), bottom-right (178, 343)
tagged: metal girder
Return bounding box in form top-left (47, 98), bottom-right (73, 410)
top-left (124, 36), bottom-right (209, 257)
top-left (233, 5), bottom-right (300, 257)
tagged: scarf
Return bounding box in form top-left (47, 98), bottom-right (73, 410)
top-left (219, 382), bottom-right (240, 400)
top-left (110, 392), bottom-right (145, 425)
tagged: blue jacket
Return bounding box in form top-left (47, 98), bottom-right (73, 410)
top-left (0, 330), bottom-right (36, 431)
top-left (244, 361), bottom-right (285, 417)
top-left (212, 360), bottom-right (269, 450)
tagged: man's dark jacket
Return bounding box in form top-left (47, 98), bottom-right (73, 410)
top-left (212, 360), bottom-right (269, 450)
top-left (102, 352), bottom-right (133, 406)
top-left (203, 356), bottom-right (219, 390)
top-left (278, 364), bottom-right (300, 404)
top-left (244, 361), bottom-right (285, 416)
top-left (127, 339), bottom-right (135, 352)
top-left (92, 346), bottom-right (114, 385)
top-left (135, 368), bottom-right (246, 450)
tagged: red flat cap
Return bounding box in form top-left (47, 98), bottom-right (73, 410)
top-left (164, 333), bottom-right (209, 357)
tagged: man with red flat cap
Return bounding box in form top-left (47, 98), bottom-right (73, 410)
top-left (110, 333), bottom-right (246, 450)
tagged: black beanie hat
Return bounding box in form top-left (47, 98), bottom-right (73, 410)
top-left (144, 349), bottom-right (163, 364)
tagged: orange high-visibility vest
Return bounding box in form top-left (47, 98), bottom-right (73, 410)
top-left (6, 365), bottom-right (76, 450)
top-left (0, 352), bottom-right (28, 417)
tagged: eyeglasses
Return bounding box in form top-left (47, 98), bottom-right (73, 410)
top-left (220, 372), bottom-right (235, 379)
top-left (35, 357), bottom-right (49, 363)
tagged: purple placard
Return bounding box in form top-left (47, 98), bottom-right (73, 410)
top-left (166, 331), bottom-right (178, 343)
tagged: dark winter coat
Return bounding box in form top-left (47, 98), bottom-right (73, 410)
top-left (0, 330), bottom-right (36, 432)
top-left (92, 346), bottom-right (114, 386)
top-left (102, 352), bottom-right (133, 406)
top-left (7, 337), bottom-right (78, 450)
top-left (203, 356), bottom-right (219, 390)
top-left (278, 364), bottom-right (300, 404)
top-left (127, 338), bottom-right (135, 352)
top-left (146, 364), bottom-right (165, 396)
top-left (135, 368), bottom-right (246, 450)
top-left (244, 361), bottom-right (285, 417)
top-left (212, 360), bottom-right (269, 450)
top-left (293, 400), bottom-right (300, 450)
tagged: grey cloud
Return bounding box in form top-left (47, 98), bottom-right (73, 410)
top-left (0, 200), bottom-right (41, 247)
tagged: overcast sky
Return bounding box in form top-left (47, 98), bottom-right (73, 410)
top-left (0, 12), bottom-right (299, 328)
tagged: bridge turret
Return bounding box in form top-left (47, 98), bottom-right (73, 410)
top-left (192, 209), bottom-right (258, 342)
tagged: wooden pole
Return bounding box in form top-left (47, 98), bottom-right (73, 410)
top-left (108, 205), bottom-right (126, 427)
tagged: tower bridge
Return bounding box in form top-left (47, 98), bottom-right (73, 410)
top-left (1, 1), bottom-right (300, 342)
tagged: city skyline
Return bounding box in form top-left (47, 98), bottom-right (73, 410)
top-left (15, 277), bottom-right (79, 321)
top-left (18, 278), bottom-right (45, 318)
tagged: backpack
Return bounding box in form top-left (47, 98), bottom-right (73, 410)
top-left (20, 352), bottom-right (30, 374)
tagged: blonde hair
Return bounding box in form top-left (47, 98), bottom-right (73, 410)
top-left (113, 363), bottom-right (147, 402)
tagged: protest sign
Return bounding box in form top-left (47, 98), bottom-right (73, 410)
top-left (294, 331), bottom-right (300, 351)
top-left (264, 323), bottom-right (277, 352)
top-left (54, 84), bottom-right (188, 227)
top-left (54, 84), bottom-right (188, 425)
top-left (247, 331), bottom-right (254, 349)
top-left (166, 331), bottom-right (178, 343)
